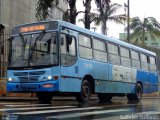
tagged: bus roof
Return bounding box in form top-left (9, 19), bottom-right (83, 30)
top-left (12, 20), bottom-right (156, 56)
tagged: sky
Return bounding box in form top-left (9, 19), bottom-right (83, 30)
top-left (76, 0), bottom-right (160, 39)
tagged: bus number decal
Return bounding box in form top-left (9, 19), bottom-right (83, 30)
top-left (84, 63), bottom-right (93, 69)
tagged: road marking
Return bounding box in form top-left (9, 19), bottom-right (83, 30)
top-left (13, 106), bottom-right (103, 115)
top-left (47, 108), bottom-right (130, 119)
top-left (5, 104), bottom-right (50, 107)
top-left (0, 106), bottom-right (76, 112)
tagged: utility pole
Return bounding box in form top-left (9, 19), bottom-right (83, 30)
top-left (0, 24), bottom-right (5, 77)
top-left (127, 0), bottom-right (130, 43)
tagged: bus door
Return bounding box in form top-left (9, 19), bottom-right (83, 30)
top-left (60, 29), bottom-right (79, 92)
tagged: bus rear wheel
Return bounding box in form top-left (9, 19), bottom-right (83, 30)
top-left (76, 80), bottom-right (91, 103)
top-left (36, 92), bottom-right (53, 103)
top-left (127, 83), bottom-right (142, 101)
top-left (98, 93), bottom-right (112, 102)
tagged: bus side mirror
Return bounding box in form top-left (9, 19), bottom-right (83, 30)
top-left (66, 34), bottom-right (72, 45)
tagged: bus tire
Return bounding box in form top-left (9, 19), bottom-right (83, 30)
top-left (76, 80), bottom-right (91, 103)
top-left (127, 83), bottom-right (142, 101)
top-left (98, 93), bottom-right (112, 102)
top-left (36, 92), bottom-right (53, 103)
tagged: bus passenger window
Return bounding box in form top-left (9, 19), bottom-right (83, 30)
top-left (61, 34), bottom-right (76, 66)
top-left (149, 56), bottom-right (156, 72)
top-left (93, 38), bottom-right (107, 62)
top-left (131, 50), bottom-right (140, 68)
top-left (78, 34), bottom-right (93, 59)
top-left (120, 47), bottom-right (131, 67)
top-left (108, 43), bottom-right (120, 65)
top-left (140, 54), bottom-right (149, 70)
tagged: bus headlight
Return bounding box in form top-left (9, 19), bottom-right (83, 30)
top-left (8, 78), bottom-right (15, 82)
top-left (47, 76), bottom-right (52, 80)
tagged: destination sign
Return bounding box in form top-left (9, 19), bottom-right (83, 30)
top-left (20, 25), bottom-right (45, 33)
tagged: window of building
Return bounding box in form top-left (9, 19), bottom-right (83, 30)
top-left (61, 34), bottom-right (76, 66)
top-left (93, 38), bottom-right (107, 62)
top-left (78, 34), bottom-right (93, 59)
top-left (108, 43), bottom-right (120, 65)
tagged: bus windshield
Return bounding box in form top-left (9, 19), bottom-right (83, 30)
top-left (9, 32), bottom-right (58, 68)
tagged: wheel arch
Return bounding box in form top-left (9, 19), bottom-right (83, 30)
top-left (83, 74), bottom-right (95, 93)
top-left (136, 81), bottom-right (143, 93)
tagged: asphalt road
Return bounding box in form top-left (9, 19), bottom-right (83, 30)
top-left (0, 97), bottom-right (160, 120)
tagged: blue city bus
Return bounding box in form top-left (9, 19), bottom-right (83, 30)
top-left (7, 20), bottom-right (158, 103)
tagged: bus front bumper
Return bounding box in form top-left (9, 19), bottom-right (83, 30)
top-left (6, 81), bottom-right (59, 93)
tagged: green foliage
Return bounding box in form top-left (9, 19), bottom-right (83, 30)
top-left (94, 2), bottom-right (126, 35)
top-left (127, 17), bottom-right (160, 46)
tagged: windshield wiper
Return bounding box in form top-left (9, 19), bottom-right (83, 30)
top-left (19, 33), bottom-right (27, 59)
top-left (28, 31), bottom-right (46, 63)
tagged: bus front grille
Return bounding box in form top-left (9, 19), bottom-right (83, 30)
top-left (18, 76), bottom-right (40, 82)
top-left (13, 71), bottom-right (46, 82)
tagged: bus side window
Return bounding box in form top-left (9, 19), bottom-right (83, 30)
top-left (108, 43), bottom-right (120, 65)
top-left (60, 34), bottom-right (76, 66)
top-left (149, 56), bottom-right (157, 72)
top-left (131, 50), bottom-right (140, 68)
top-left (78, 34), bottom-right (93, 59)
top-left (140, 53), bottom-right (149, 70)
top-left (120, 47), bottom-right (131, 67)
top-left (93, 38), bottom-right (107, 62)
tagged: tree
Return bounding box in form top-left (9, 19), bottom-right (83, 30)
top-left (83, 0), bottom-right (92, 29)
top-left (127, 17), bottom-right (160, 46)
top-left (36, 0), bottom-right (59, 21)
top-left (36, 0), bottom-right (80, 24)
top-left (95, 1), bottom-right (126, 35)
top-left (66, 0), bottom-right (78, 24)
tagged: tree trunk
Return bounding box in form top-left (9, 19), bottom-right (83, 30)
top-left (69, 0), bottom-right (77, 24)
top-left (84, 0), bottom-right (92, 29)
top-left (101, 20), bottom-right (107, 35)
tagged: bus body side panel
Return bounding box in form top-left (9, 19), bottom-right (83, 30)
top-left (95, 64), bottom-right (136, 94)
top-left (78, 59), bottom-right (109, 89)
top-left (60, 59), bottom-right (81, 92)
top-left (149, 72), bottom-right (158, 93)
top-left (136, 70), bottom-right (158, 93)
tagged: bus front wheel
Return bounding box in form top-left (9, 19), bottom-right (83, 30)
top-left (76, 80), bottom-right (91, 103)
top-left (127, 83), bottom-right (142, 101)
top-left (36, 92), bottom-right (53, 103)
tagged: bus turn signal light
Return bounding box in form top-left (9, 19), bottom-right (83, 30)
top-left (53, 76), bottom-right (59, 80)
